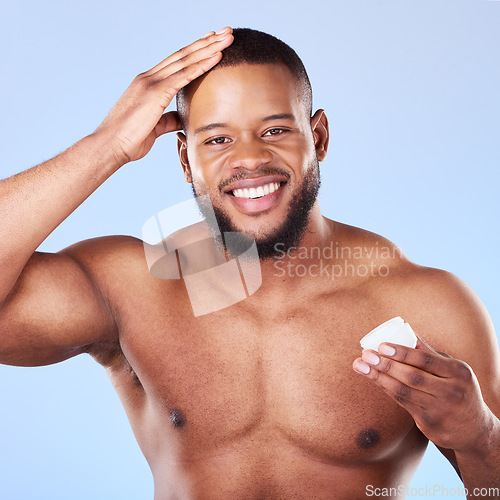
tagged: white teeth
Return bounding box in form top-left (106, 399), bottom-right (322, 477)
top-left (232, 181), bottom-right (281, 198)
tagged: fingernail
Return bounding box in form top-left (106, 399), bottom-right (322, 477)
top-left (362, 351), bottom-right (380, 366)
top-left (354, 360), bottom-right (371, 374)
top-left (378, 344), bottom-right (396, 356)
top-left (216, 27), bottom-right (230, 34)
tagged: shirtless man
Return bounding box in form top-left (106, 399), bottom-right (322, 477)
top-left (0, 27), bottom-right (499, 499)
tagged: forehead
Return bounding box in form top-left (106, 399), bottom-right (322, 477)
top-left (183, 64), bottom-right (307, 132)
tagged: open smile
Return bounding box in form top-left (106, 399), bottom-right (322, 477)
top-left (224, 175), bottom-right (288, 215)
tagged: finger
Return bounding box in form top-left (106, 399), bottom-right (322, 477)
top-left (361, 350), bottom-right (449, 397)
top-left (415, 336), bottom-right (435, 352)
top-left (353, 355), bottom-right (437, 407)
top-left (147, 27), bottom-right (232, 75)
top-left (153, 33), bottom-right (233, 81)
top-left (154, 111), bottom-right (183, 137)
top-left (415, 335), bottom-right (452, 358)
top-left (156, 30), bottom-right (233, 75)
top-left (390, 395), bottom-right (424, 417)
top-left (154, 51), bottom-right (224, 101)
top-left (377, 341), bottom-right (456, 378)
top-left (149, 29), bottom-right (227, 73)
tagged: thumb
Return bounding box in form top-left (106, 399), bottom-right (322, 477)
top-left (415, 333), bottom-right (452, 358)
top-left (154, 111), bottom-right (183, 138)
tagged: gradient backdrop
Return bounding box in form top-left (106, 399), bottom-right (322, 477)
top-left (1, 0), bottom-right (499, 498)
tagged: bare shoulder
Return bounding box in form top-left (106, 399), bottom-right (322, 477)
top-left (339, 220), bottom-right (500, 402)
top-left (334, 220), bottom-right (500, 406)
top-left (60, 234), bottom-right (160, 318)
top-left (330, 219), bottom-right (499, 377)
top-left (59, 235), bottom-right (152, 364)
top-left (401, 265), bottom-right (499, 362)
top-left (61, 234), bottom-right (145, 262)
top-left (404, 265), bottom-right (500, 414)
top-left (60, 233), bottom-right (184, 312)
top-left (328, 219), bottom-right (409, 272)
top-left (0, 235), bottom-right (148, 368)
top-left (60, 234), bottom-right (148, 284)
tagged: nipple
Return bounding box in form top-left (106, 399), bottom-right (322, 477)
top-left (170, 408), bottom-right (186, 429)
top-left (357, 429), bottom-right (380, 449)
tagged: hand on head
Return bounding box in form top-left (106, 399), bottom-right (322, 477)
top-left (94, 28), bottom-right (234, 166)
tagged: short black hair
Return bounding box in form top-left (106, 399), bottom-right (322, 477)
top-left (176, 28), bottom-right (313, 130)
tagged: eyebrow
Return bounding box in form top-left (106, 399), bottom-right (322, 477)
top-left (193, 113), bottom-right (296, 135)
top-left (262, 113), bottom-right (295, 122)
top-left (194, 123), bottom-right (227, 135)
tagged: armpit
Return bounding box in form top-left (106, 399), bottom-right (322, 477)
top-left (87, 339), bottom-right (142, 387)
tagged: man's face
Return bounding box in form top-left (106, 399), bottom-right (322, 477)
top-left (178, 63), bottom-right (327, 258)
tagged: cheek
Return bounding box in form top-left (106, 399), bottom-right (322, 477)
top-left (189, 144), bottom-right (251, 191)
top-left (189, 161), bottom-right (224, 193)
top-left (186, 148), bottom-right (215, 186)
top-left (276, 140), bottom-right (314, 172)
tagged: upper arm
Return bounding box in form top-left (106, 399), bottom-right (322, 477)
top-left (411, 269), bottom-right (500, 471)
top-left (408, 268), bottom-right (500, 414)
top-left (436, 271), bottom-right (500, 417)
top-left (402, 266), bottom-right (500, 475)
top-left (0, 242), bottom-right (118, 367)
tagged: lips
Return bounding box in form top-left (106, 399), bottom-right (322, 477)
top-left (219, 173), bottom-right (288, 215)
top-left (228, 183), bottom-right (286, 216)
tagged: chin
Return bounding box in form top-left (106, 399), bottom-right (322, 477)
top-left (227, 212), bottom-right (287, 238)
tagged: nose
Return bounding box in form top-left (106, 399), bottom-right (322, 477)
top-left (227, 138), bottom-right (273, 171)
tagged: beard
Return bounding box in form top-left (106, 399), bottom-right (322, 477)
top-left (191, 159), bottom-right (321, 261)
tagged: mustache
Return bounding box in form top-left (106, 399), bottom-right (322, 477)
top-left (218, 166), bottom-right (291, 193)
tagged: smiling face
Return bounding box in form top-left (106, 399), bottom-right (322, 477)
top-left (177, 63), bottom-right (329, 258)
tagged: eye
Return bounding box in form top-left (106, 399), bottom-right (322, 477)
top-left (263, 128), bottom-right (288, 137)
top-left (205, 136), bottom-right (231, 145)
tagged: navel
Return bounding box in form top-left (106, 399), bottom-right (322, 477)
top-left (169, 408), bottom-right (186, 429)
top-left (357, 428), bottom-right (380, 449)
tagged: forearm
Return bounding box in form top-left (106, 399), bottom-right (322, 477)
top-left (0, 131), bottom-right (123, 302)
top-left (455, 410), bottom-right (500, 499)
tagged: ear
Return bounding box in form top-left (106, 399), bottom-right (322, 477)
top-left (310, 109), bottom-right (329, 162)
top-left (176, 132), bottom-right (192, 183)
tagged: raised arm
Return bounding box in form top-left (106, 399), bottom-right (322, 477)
top-left (0, 28), bottom-right (234, 366)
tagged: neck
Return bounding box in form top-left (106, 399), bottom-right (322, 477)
top-left (255, 202), bottom-right (333, 290)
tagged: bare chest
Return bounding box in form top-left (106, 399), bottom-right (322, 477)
top-left (117, 285), bottom-right (418, 466)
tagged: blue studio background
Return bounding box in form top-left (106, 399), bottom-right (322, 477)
top-left (1, 0), bottom-right (499, 498)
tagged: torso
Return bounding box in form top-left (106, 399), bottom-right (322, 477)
top-left (86, 219), bottom-right (432, 499)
